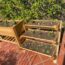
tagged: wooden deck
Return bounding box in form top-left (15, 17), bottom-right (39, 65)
top-left (0, 32), bottom-right (65, 65)
top-left (0, 41), bottom-right (55, 65)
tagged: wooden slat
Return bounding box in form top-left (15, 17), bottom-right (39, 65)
top-left (3, 36), bottom-right (8, 40)
top-left (25, 24), bottom-right (59, 31)
top-left (0, 35), bottom-right (16, 42)
top-left (21, 35), bottom-right (56, 44)
top-left (9, 37), bottom-right (13, 41)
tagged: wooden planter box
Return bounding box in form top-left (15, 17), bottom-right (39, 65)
top-left (20, 39), bottom-right (60, 63)
top-left (25, 20), bottom-right (62, 31)
top-left (21, 39), bottom-right (56, 56)
top-left (0, 20), bottom-right (25, 45)
top-left (20, 29), bottom-right (60, 44)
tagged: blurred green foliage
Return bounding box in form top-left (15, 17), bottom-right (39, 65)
top-left (0, 0), bottom-right (65, 21)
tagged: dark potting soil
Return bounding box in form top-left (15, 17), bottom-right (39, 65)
top-left (22, 39), bottom-right (56, 56)
top-left (0, 21), bottom-right (17, 27)
top-left (23, 29), bottom-right (57, 40)
top-left (28, 20), bottom-right (59, 26)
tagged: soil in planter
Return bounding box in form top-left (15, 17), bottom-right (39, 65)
top-left (28, 20), bottom-right (59, 26)
top-left (0, 21), bottom-right (17, 27)
top-left (23, 29), bottom-right (58, 41)
top-left (22, 39), bottom-right (56, 56)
